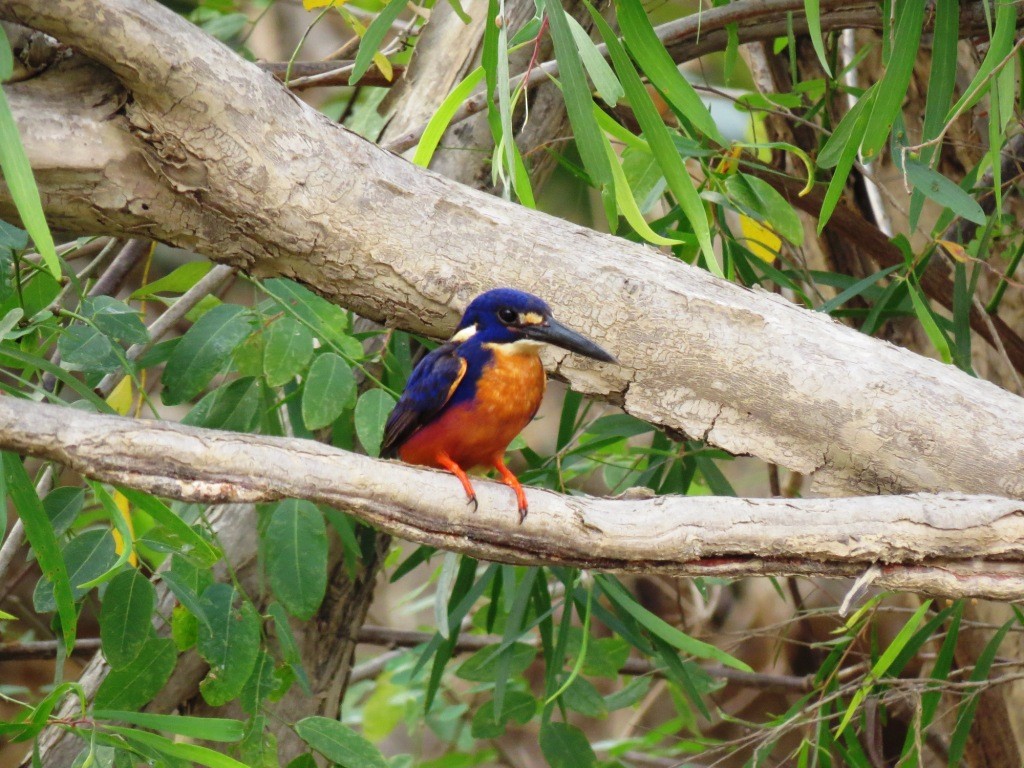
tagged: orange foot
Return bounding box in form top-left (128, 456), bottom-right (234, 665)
top-left (436, 452), bottom-right (478, 512)
top-left (493, 457), bottom-right (529, 524)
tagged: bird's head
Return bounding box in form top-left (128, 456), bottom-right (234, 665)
top-left (454, 288), bottom-right (616, 363)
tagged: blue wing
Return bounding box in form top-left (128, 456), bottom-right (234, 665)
top-left (381, 342), bottom-right (468, 457)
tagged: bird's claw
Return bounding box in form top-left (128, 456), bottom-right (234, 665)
top-left (517, 505), bottom-right (528, 524)
top-left (467, 494), bottom-right (479, 513)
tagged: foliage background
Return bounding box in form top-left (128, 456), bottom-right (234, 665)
top-left (0, 0), bottom-right (1022, 766)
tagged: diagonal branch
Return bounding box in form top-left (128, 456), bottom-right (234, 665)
top-left (5, 398), bottom-right (1024, 601)
top-left (2, 0), bottom-right (1024, 503)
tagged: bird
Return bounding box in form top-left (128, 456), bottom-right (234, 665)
top-left (382, 288), bottom-right (616, 523)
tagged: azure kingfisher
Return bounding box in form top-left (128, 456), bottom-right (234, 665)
top-left (382, 288), bottom-right (616, 522)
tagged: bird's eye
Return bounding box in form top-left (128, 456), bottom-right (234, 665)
top-left (497, 308), bottom-right (518, 325)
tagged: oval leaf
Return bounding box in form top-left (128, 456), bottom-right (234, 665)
top-left (263, 317), bottom-right (314, 387)
top-left (196, 583), bottom-right (261, 707)
top-left (354, 389), bottom-right (396, 458)
top-left (295, 716), bottom-right (387, 768)
top-left (301, 353), bottom-right (356, 430)
top-left (161, 304), bottom-right (253, 405)
top-left (100, 568), bottom-right (156, 668)
top-left (264, 499), bottom-right (328, 621)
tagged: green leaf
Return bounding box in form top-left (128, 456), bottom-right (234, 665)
top-left (93, 710), bottom-right (244, 742)
top-left (566, 15), bottom-right (623, 107)
top-left (268, 601), bottom-right (312, 695)
top-left (302, 352), bottom-right (356, 430)
top-left (354, 389), bottom-right (396, 457)
top-left (0, 27), bottom-right (58, 278)
top-left (161, 304), bottom-right (253, 405)
top-left (131, 261), bottom-right (212, 299)
top-left (904, 160), bottom-right (986, 226)
top-left (58, 324), bottom-right (122, 373)
top-left (100, 569), bottom-right (155, 668)
top-left (908, 281), bottom-right (952, 363)
top-left (83, 296), bottom-right (149, 345)
top-left (413, 67), bottom-right (486, 168)
top-left (547, 0), bottom-right (612, 190)
top-left (94, 636), bottom-right (176, 711)
top-left (602, 129), bottom-right (681, 246)
top-left (455, 642), bottom-right (537, 682)
top-left (859, 1), bottom-right (925, 157)
top-left (588, 6), bottom-right (715, 268)
top-left (470, 691), bottom-right (535, 738)
top-left (614, 0), bottom-right (723, 144)
top-left (944, 0), bottom-right (1018, 123)
top-left (33, 529), bottom-right (118, 612)
top-left (196, 583), bottom-right (261, 707)
top-left (539, 722), bottom-right (597, 768)
top-left (182, 376), bottom-right (263, 432)
top-left (240, 650), bottom-right (277, 715)
top-left (105, 726), bottom-right (249, 768)
top-left (4, 453), bottom-right (76, 650)
top-left (732, 174), bottom-right (803, 245)
top-left (118, 488), bottom-right (221, 566)
top-left (43, 486), bottom-right (85, 538)
top-left (264, 499), bottom-right (328, 620)
top-left (804, 0), bottom-right (832, 77)
top-left (263, 317), bottom-right (314, 386)
top-left (818, 90), bottom-right (874, 231)
top-left (260, 278), bottom-right (351, 346)
top-left (597, 574), bottom-right (750, 671)
top-left (294, 716), bottom-right (388, 768)
top-left (349, 0), bottom-right (406, 84)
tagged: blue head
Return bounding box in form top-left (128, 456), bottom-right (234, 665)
top-left (455, 288), bottom-right (616, 362)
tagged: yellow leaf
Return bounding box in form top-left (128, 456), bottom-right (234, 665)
top-left (739, 214), bottom-right (782, 263)
top-left (303, 0), bottom-right (340, 8)
top-left (937, 239), bottom-right (969, 263)
top-left (106, 376), bottom-right (134, 416)
top-left (111, 491), bottom-right (138, 567)
top-left (373, 52), bottom-right (393, 82)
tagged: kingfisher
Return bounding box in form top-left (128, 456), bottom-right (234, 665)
top-left (382, 288), bottom-right (616, 522)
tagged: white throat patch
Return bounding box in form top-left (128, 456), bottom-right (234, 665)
top-left (450, 325), bottom-right (478, 343)
top-left (485, 339), bottom-right (545, 355)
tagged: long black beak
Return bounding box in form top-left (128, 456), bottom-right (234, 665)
top-left (522, 319), bottom-right (617, 363)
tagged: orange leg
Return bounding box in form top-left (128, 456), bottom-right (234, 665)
top-left (435, 452), bottom-right (478, 512)
top-left (493, 456), bottom-right (529, 523)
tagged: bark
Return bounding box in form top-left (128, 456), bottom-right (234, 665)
top-left (2, 0), bottom-right (1024, 503)
top-left (5, 399), bottom-right (1024, 601)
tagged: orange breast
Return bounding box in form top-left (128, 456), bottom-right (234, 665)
top-left (398, 347), bottom-right (546, 470)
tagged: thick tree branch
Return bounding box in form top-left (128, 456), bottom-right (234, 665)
top-left (2, 0), bottom-right (1024, 503)
top-left (4, 399), bottom-right (1024, 600)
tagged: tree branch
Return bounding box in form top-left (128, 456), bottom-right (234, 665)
top-left (4, 398), bottom-right (1024, 600)
top-left (2, 0), bottom-right (1024, 503)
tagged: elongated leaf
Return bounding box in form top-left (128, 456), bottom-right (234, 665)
top-left (100, 569), bottom-right (155, 668)
top-left (118, 487), bottom-right (221, 566)
top-left (905, 159), bottom-right (985, 225)
top-left (539, 722), bottom-right (597, 768)
top-left (859, 1), bottom-right (925, 157)
top-left (302, 352), bottom-right (356, 430)
top-left (264, 499), bottom-right (328, 620)
top-left (106, 726), bottom-right (249, 768)
top-left (908, 281), bottom-right (952, 363)
top-left (355, 389), bottom-right (396, 457)
top-left (597, 574), bottom-right (750, 670)
top-left (818, 90), bottom-right (874, 231)
top-left (816, 264), bottom-right (901, 315)
top-left (615, 0), bottom-right (723, 144)
top-left (944, 0), bottom-right (1017, 122)
top-left (349, 0), bottom-right (405, 84)
top-left (43, 486), bottom-right (84, 538)
top-left (33, 529), bottom-right (117, 612)
top-left (413, 67), bottom-right (486, 168)
top-left (131, 261), bottom-right (212, 298)
top-left (261, 278), bottom-right (351, 346)
top-left (804, 0), bottom-right (832, 77)
top-left (58, 324), bottom-right (121, 374)
top-left (161, 304), bottom-right (253, 405)
top-left (94, 711), bottom-right (244, 742)
top-left (5, 453), bottom-right (76, 650)
top-left (0, 27), bottom-right (58, 278)
top-left (295, 716), bottom-right (387, 768)
top-left (268, 601), bottom-right (312, 695)
top-left (264, 317), bottom-right (314, 386)
top-left (601, 130), bottom-right (680, 246)
top-left (589, 6), bottom-right (715, 267)
top-left (182, 376), bottom-right (263, 432)
top-left (548, 0), bottom-right (612, 191)
top-left (94, 636), bottom-right (176, 711)
top-left (84, 296), bottom-right (149, 345)
top-left (567, 15), bottom-right (623, 107)
top-left (78, 482), bottom-right (136, 589)
top-left (196, 583), bottom-right (261, 706)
